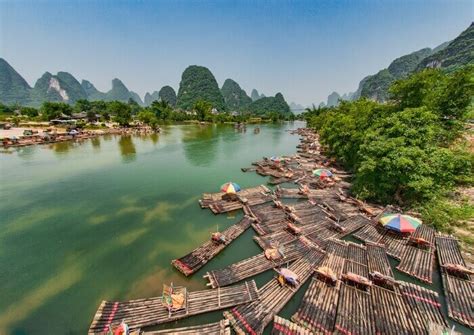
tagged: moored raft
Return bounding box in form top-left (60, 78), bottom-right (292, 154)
top-left (398, 282), bottom-right (448, 330)
top-left (205, 238), bottom-right (319, 288)
top-left (334, 283), bottom-right (375, 335)
top-left (143, 320), bottom-right (231, 334)
top-left (272, 315), bottom-right (314, 335)
top-left (88, 280), bottom-right (259, 334)
top-left (291, 277), bottom-right (341, 334)
top-left (366, 242), bottom-right (394, 279)
top-left (435, 235), bottom-right (474, 328)
top-left (199, 185), bottom-right (273, 214)
top-left (172, 216), bottom-right (253, 276)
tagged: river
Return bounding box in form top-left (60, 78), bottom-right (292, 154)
top-left (0, 122), bottom-right (468, 334)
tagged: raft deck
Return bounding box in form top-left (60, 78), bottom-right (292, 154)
top-left (172, 216), bottom-right (253, 276)
top-left (435, 235), bottom-right (474, 328)
top-left (223, 250), bottom-right (325, 334)
top-left (205, 238), bottom-right (317, 288)
top-left (272, 316), bottom-right (313, 335)
top-left (143, 320), bottom-right (231, 334)
top-left (291, 278), bottom-right (341, 334)
top-left (88, 280), bottom-right (259, 334)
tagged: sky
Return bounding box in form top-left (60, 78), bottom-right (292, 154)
top-left (0, 0), bottom-right (472, 106)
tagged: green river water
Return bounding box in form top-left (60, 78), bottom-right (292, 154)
top-left (0, 122), bottom-right (468, 334)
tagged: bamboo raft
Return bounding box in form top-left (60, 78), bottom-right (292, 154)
top-left (335, 214), bottom-right (371, 238)
top-left (366, 243), bottom-right (394, 278)
top-left (88, 280), bottom-right (259, 334)
top-left (253, 218), bottom-right (335, 250)
top-left (172, 216), bottom-right (253, 276)
top-left (352, 223), bottom-right (385, 244)
top-left (334, 284), bottom-right (376, 335)
top-left (291, 277), bottom-right (341, 334)
top-left (379, 230), bottom-right (408, 260)
top-left (143, 320), bottom-right (231, 335)
top-left (272, 315), bottom-right (314, 335)
top-left (397, 246), bottom-right (434, 283)
top-left (223, 250), bottom-right (325, 334)
top-left (435, 235), bottom-right (474, 328)
top-left (371, 285), bottom-right (421, 334)
top-left (199, 185), bottom-right (273, 214)
top-left (204, 239), bottom-right (320, 288)
top-left (398, 282), bottom-right (448, 330)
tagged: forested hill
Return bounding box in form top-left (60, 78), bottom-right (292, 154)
top-left (0, 60), bottom-right (293, 117)
top-left (176, 65), bottom-right (226, 111)
top-left (338, 22), bottom-right (474, 103)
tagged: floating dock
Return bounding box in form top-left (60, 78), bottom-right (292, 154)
top-left (172, 216), bottom-right (253, 276)
top-left (88, 280), bottom-right (259, 333)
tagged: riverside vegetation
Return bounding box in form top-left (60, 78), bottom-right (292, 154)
top-left (303, 66), bottom-right (474, 248)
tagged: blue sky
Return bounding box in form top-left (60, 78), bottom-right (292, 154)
top-left (0, 0), bottom-right (472, 105)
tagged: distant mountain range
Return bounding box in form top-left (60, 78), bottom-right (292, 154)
top-left (0, 60), bottom-right (292, 116)
top-left (324, 22), bottom-right (473, 106)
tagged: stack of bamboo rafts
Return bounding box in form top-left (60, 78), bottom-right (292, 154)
top-left (436, 234), bottom-right (474, 328)
top-left (88, 280), bottom-right (259, 334)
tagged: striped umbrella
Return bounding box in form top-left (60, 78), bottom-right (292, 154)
top-left (379, 214), bottom-right (422, 233)
top-left (313, 168), bottom-right (333, 178)
top-left (220, 182), bottom-right (241, 194)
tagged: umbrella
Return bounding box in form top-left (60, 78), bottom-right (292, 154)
top-left (270, 156), bottom-right (283, 163)
top-left (379, 213), bottom-right (422, 233)
top-left (313, 168), bottom-right (333, 178)
top-left (220, 182), bottom-right (241, 194)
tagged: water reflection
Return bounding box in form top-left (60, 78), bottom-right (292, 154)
top-left (182, 125), bottom-right (218, 167)
top-left (118, 136), bottom-right (136, 162)
top-left (90, 137), bottom-right (101, 150)
top-left (51, 141), bottom-right (74, 156)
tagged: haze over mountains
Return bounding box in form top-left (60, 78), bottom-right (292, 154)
top-left (0, 60), bottom-right (292, 116)
top-left (1, 23), bottom-right (471, 113)
top-left (323, 22), bottom-right (473, 107)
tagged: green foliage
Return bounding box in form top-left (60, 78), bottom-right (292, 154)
top-left (417, 197), bottom-right (474, 232)
top-left (308, 67), bottom-right (474, 231)
top-left (158, 86), bottom-right (177, 107)
top-left (137, 109), bottom-right (159, 129)
top-left (40, 102), bottom-right (73, 121)
top-left (107, 101), bottom-right (132, 126)
top-left (176, 65), bottom-right (226, 111)
top-left (20, 106), bottom-right (39, 117)
top-left (221, 79), bottom-right (252, 111)
top-left (193, 100), bottom-right (212, 121)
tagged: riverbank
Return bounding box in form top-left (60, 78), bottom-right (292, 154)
top-left (0, 125), bottom-right (160, 148)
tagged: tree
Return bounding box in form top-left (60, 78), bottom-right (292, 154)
top-left (74, 99), bottom-right (92, 114)
top-left (20, 107), bottom-right (39, 117)
top-left (107, 101), bottom-right (132, 126)
top-left (150, 100), bottom-right (173, 120)
top-left (40, 102), bottom-right (73, 121)
top-left (193, 100), bottom-right (212, 121)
